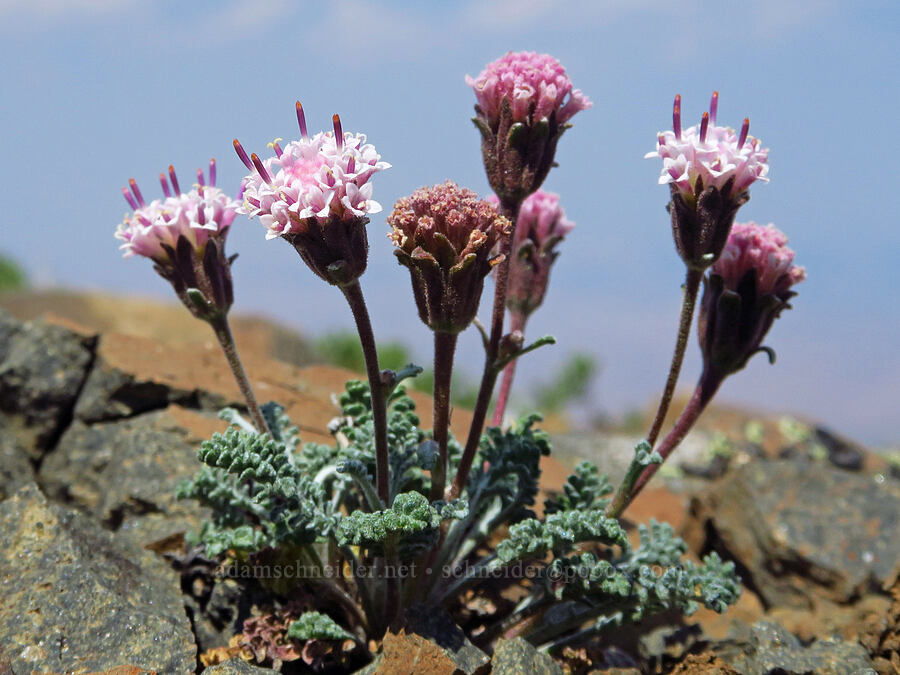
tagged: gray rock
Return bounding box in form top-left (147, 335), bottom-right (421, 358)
top-left (697, 458), bottom-right (900, 606)
top-left (0, 309), bottom-right (95, 458)
top-left (0, 483), bottom-right (195, 674)
top-left (492, 637), bottom-right (562, 675)
top-left (716, 620), bottom-right (874, 675)
top-left (74, 353), bottom-right (182, 423)
top-left (0, 428), bottom-right (33, 500)
top-left (815, 426), bottom-right (866, 471)
top-left (39, 410), bottom-right (209, 549)
top-left (202, 658), bottom-right (277, 674)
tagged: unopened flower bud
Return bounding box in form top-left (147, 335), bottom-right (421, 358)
top-left (467, 52), bottom-right (591, 206)
top-left (490, 190), bottom-right (574, 316)
top-left (388, 182), bottom-right (511, 334)
top-left (698, 222), bottom-right (805, 380)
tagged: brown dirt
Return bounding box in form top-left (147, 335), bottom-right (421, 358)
top-left (668, 652), bottom-right (741, 674)
top-left (376, 629), bottom-right (460, 675)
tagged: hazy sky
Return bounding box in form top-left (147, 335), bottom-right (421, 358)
top-left (1, 0), bottom-right (897, 444)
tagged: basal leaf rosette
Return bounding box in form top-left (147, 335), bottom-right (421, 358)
top-left (490, 189), bottom-right (575, 317)
top-left (237, 104), bottom-right (390, 287)
top-left (467, 51), bottom-right (591, 206)
top-left (698, 221), bottom-right (806, 380)
top-left (388, 181), bottom-right (511, 334)
top-left (646, 92), bottom-right (769, 270)
top-left (115, 160), bottom-right (238, 320)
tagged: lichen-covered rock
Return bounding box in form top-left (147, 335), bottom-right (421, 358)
top-left (39, 409), bottom-right (213, 549)
top-left (0, 428), bottom-right (33, 500)
top-left (201, 658), bottom-right (277, 674)
top-left (715, 621), bottom-right (874, 674)
top-left (492, 638), bottom-right (563, 675)
top-left (0, 308), bottom-right (95, 458)
top-left (0, 483), bottom-right (195, 674)
top-left (693, 458), bottom-right (900, 606)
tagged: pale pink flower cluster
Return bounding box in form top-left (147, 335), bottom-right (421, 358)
top-left (714, 222), bottom-right (806, 295)
top-left (239, 117), bottom-right (390, 240)
top-left (116, 163), bottom-right (237, 262)
top-left (512, 190), bottom-right (574, 245)
top-left (646, 94), bottom-right (769, 199)
top-left (466, 51), bottom-right (592, 126)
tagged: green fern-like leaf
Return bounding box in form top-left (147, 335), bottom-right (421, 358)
top-left (287, 611), bottom-right (353, 641)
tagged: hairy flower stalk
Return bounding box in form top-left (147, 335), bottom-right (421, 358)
top-left (642, 92), bottom-right (770, 454)
top-left (388, 182), bottom-right (511, 499)
top-left (116, 161), bottom-right (269, 434)
top-left (490, 190), bottom-right (575, 425)
top-left (236, 104), bottom-right (392, 504)
top-left (608, 222), bottom-right (805, 516)
top-left (453, 53), bottom-right (589, 501)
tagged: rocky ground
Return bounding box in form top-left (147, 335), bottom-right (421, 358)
top-left (0, 292), bottom-right (897, 674)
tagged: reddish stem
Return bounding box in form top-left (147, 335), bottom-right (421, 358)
top-left (608, 370), bottom-right (722, 518)
top-left (449, 199), bottom-right (521, 500)
top-left (491, 310), bottom-right (527, 426)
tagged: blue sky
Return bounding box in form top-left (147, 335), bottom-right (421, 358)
top-left (1, 0), bottom-right (897, 444)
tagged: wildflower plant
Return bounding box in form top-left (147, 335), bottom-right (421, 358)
top-left (116, 50), bottom-right (805, 666)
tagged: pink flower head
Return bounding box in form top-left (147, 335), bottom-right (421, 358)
top-left (489, 190), bottom-right (574, 315)
top-left (698, 221), bottom-right (805, 379)
top-left (512, 190), bottom-right (575, 246)
top-left (115, 160), bottom-right (239, 320)
top-left (116, 160), bottom-right (237, 263)
top-left (466, 51), bottom-right (592, 126)
top-left (646, 92), bottom-right (769, 201)
top-left (236, 104), bottom-right (390, 241)
top-left (714, 222), bottom-right (806, 296)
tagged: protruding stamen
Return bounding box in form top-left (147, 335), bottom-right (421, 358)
top-left (196, 167), bottom-right (205, 186)
top-left (251, 153), bottom-right (273, 184)
top-left (657, 133), bottom-right (666, 147)
top-left (709, 91), bottom-right (719, 125)
top-left (347, 156), bottom-right (355, 174)
top-left (268, 138), bottom-right (284, 158)
top-left (128, 178), bottom-right (145, 207)
top-left (699, 112), bottom-right (709, 143)
top-left (122, 187), bottom-right (139, 210)
top-left (673, 94), bottom-right (682, 140)
top-left (332, 114), bottom-right (343, 151)
top-left (168, 165), bottom-right (181, 194)
top-left (159, 173), bottom-right (171, 198)
top-left (209, 158), bottom-right (217, 187)
top-left (197, 205), bottom-right (206, 225)
top-left (233, 139), bottom-right (254, 171)
top-left (296, 101), bottom-right (308, 139)
top-left (738, 117), bottom-right (750, 147)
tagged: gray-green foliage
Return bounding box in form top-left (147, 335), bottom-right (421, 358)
top-left (483, 467), bottom-right (740, 647)
top-left (337, 491), bottom-right (467, 552)
top-left (544, 461), bottom-right (613, 514)
top-left (287, 611), bottom-right (354, 642)
top-left (178, 383), bottom-right (741, 652)
top-left (176, 403), bottom-right (335, 556)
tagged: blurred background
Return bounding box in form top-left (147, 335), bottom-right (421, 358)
top-left (0, 0), bottom-right (897, 445)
